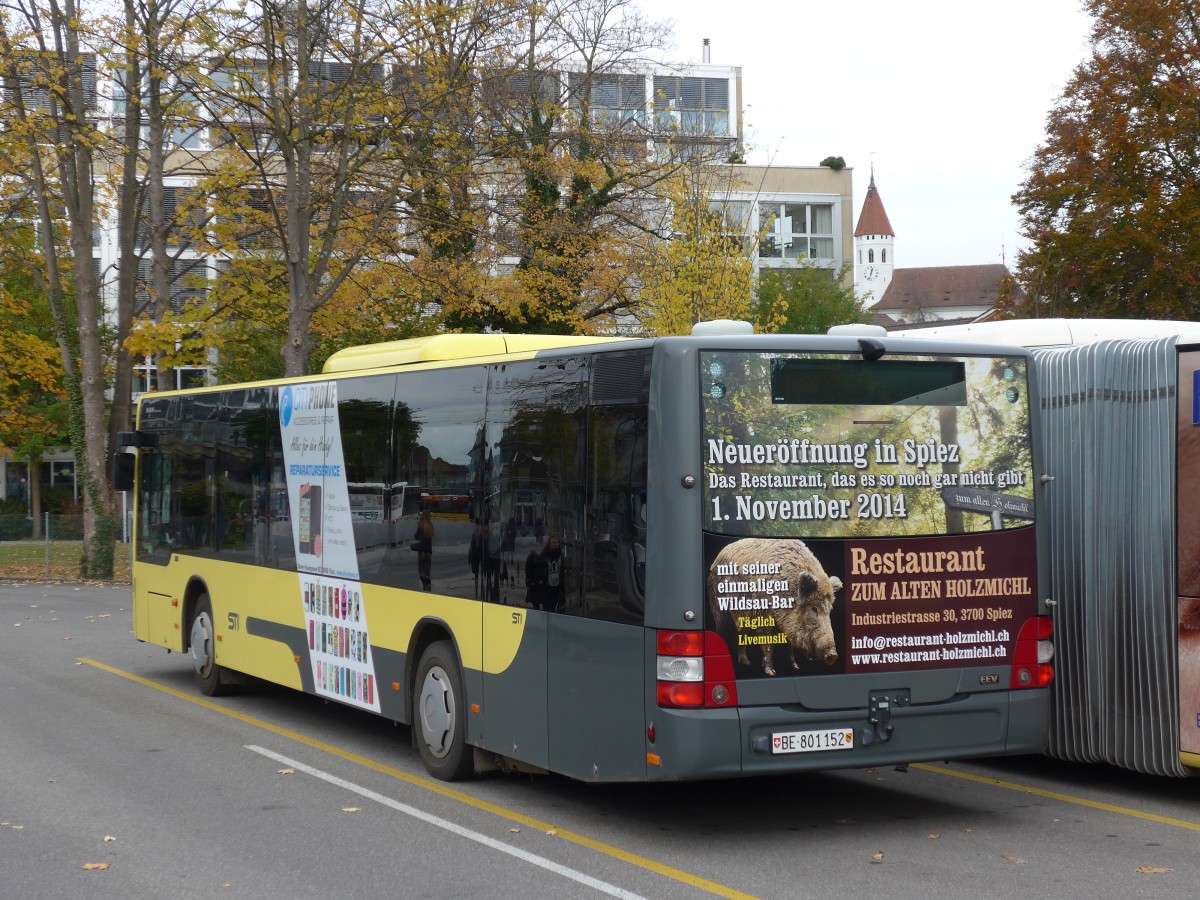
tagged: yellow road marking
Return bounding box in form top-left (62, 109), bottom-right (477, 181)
top-left (79, 658), bottom-right (758, 900)
top-left (912, 762), bottom-right (1200, 832)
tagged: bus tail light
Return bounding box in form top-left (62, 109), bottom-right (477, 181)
top-left (1011, 616), bottom-right (1054, 689)
top-left (656, 630), bottom-right (738, 709)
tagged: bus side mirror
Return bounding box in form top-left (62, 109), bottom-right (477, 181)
top-left (113, 452), bottom-right (135, 492)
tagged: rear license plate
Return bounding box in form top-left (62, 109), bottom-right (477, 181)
top-left (771, 728), bottom-right (854, 754)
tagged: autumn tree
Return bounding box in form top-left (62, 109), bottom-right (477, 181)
top-left (0, 220), bottom-right (67, 539)
top-left (1013, 0), bottom-right (1200, 318)
top-left (110, 0), bottom-right (222, 396)
top-left (754, 263), bottom-right (868, 335)
top-left (457, 0), bottom-right (680, 334)
top-left (391, 0), bottom-right (518, 333)
top-left (164, 0), bottom-right (502, 377)
top-left (0, 2), bottom-right (118, 576)
top-left (638, 161), bottom-right (755, 335)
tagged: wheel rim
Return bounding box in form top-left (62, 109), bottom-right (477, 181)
top-left (190, 610), bottom-right (214, 678)
top-left (417, 665), bottom-right (456, 759)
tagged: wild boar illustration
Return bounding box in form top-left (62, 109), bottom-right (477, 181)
top-left (708, 538), bottom-right (842, 676)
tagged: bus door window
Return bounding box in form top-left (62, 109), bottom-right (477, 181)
top-left (583, 406), bottom-right (648, 624)
top-left (214, 388), bottom-right (273, 565)
top-left (175, 395), bottom-right (217, 553)
top-left (338, 376), bottom-right (396, 580)
top-left (485, 358), bottom-right (588, 610)
top-left (390, 367), bottom-right (486, 598)
top-left (135, 396), bottom-right (179, 562)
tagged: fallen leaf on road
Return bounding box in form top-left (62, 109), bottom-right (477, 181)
top-left (276, 768), bottom-right (295, 775)
top-left (509, 828), bottom-right (520, 833)
top-left (928, 833), bottom-right (941, 840)
top-left (61, 636), bottom-right (73, 641)
top-left (1, 823), bottom-right (24, 830)
top-left (545, 828), bottom-right (558, 836)
top-left (341, 807), bottom-right (361, 813)
top-left (103, 836), bottom-right (116, 842)
top-left (1002, 855), bottom-right (1026, 864)
top-left (871, 852), bottom-right (884, 863)
top-left (1136, 867), bottom-right (1171, 874)
top-left (82, 863), bottom-right (110, 871)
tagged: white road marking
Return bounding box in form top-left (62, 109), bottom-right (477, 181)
top-left (244, 744), bottom-right (648, 900)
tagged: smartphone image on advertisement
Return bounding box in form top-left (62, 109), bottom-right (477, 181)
top-left (298, 483), bottom-right (323, 555)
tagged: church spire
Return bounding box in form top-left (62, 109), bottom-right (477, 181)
top-left (854, 166), bottom-right (896, 305)
top-left (854, 170), bottom-right (894, 238)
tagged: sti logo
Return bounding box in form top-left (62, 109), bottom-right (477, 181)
top-left (280, 387), bottom-right (294, 427)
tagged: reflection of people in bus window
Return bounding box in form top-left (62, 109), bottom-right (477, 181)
top-left (414, 511), bottom-right (434, 591)
top-left (541, 535), bottom-right (565, 613)
top-left (525, 550), bottom-right (545, 609)
top-left (501, 514), bottom-right (518, 572)
top-left (469, 523), bottom-right (484, 596)
top-left (481, 520), bottom-right (503, 604)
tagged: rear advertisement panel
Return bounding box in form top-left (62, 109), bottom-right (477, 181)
top-left (701, 351), bottom-right (1038, 679)
top-left (1176, 352), bottom-right (1200, 757)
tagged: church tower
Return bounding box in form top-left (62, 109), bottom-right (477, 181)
top-left (853, 170), bottom-right (895, 305)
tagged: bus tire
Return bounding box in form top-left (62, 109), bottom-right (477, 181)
top-left (413, 641), bottom-right (474, 781)
top-left (190, 593), bottom-right (230, 697)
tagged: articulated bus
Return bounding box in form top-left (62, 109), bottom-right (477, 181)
top-left (116, 324), bottom-right (1053, 782)
top-left (894, 318), bottom-right (1200, 776)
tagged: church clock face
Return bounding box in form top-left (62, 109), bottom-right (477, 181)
top-left (862, 265), bottom-right (879, 280)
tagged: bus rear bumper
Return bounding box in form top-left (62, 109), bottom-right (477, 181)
top-left (647, 689), bottom-right (1049, 780)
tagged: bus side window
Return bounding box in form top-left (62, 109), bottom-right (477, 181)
top-left (583, 406), bottom-right (648, 624)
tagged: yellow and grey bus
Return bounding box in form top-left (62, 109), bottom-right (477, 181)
top-left (117, 323), bottom-right (1053, 781)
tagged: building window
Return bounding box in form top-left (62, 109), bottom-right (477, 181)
top-left (652, 76), bottom-right (729, 135)
top-left (135, 257), bottom-right (209, 316)
top-left (882, 248), bottom-right (887, 263)
top-left (758, 202), bottom-right (835, 261)
top-left (707, 199), bottom-right (752, 252)
top-left (568, 72), bottom-right (645, 129)
top-left (868, 249), bottom-right (874, 263)
top-left (136, 186), bottom-right (206, 249)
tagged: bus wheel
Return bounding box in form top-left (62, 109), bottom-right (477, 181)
top-left (189, 593), bottom-right (230, 697)
top-left (413, 641), bottom-right (473, 780)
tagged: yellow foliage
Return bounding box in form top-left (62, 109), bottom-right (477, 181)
top-left (640, 164), bottom-right (756, 336)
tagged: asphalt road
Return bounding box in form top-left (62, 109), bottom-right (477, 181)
top-left (2, 581), bottom-right (1198, 900)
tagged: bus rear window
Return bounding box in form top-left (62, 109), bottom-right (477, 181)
top-left (701, 350), bottom-right (1034, 539)
top-left (771, 358), bottom-right (966, 406)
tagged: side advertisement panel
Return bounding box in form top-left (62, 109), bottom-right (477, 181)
top-left (279, 382), bottom-right (381, 713)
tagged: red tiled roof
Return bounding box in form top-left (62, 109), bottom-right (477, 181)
top-left (874, 264), bottom-right (1021, 311)
top-left (853, 175), bottom-right (894, 237)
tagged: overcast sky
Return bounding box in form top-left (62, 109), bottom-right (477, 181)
top-left (642, 0), bottom-right (1095, 269)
